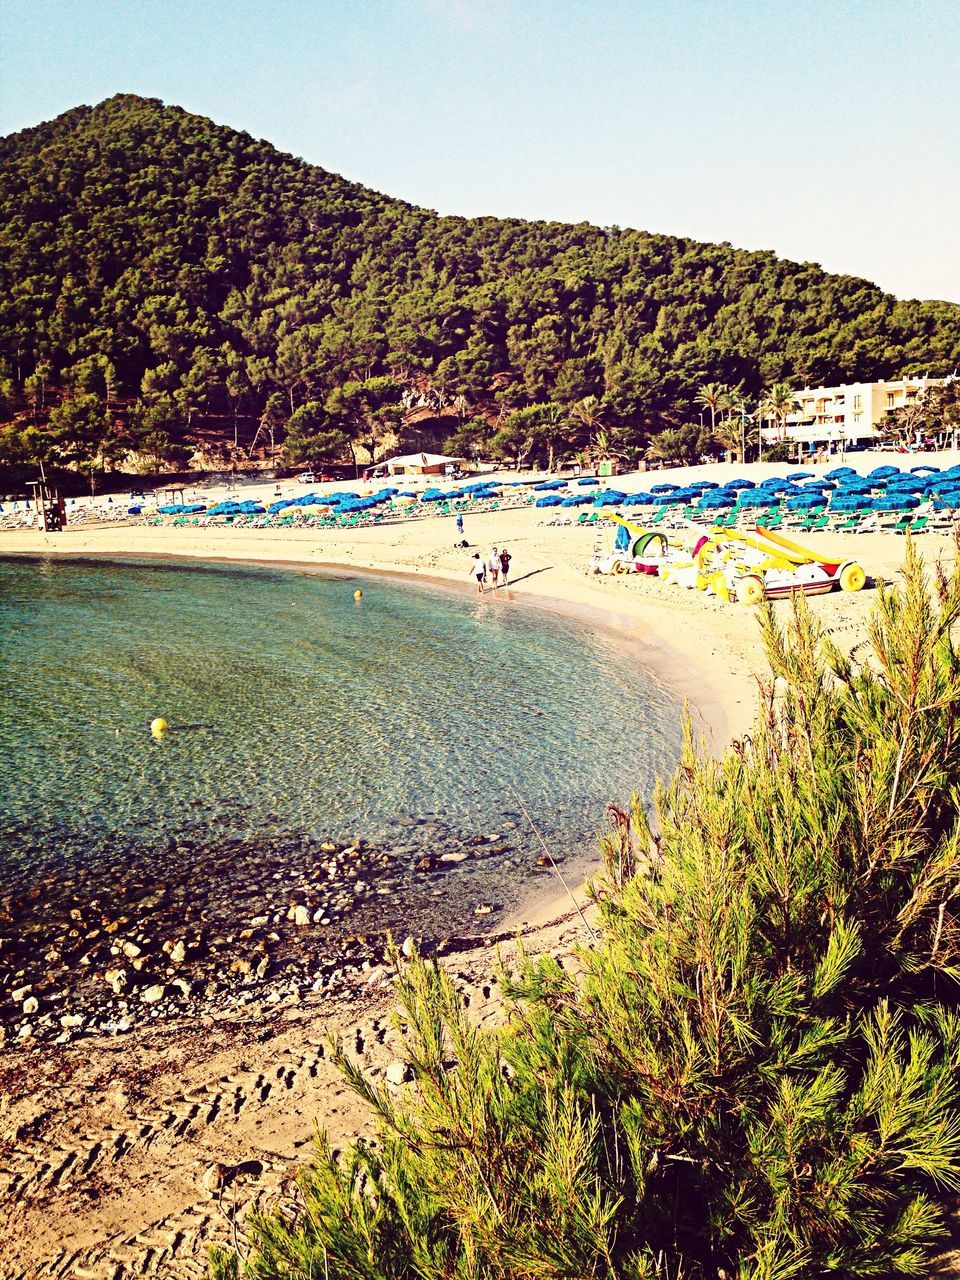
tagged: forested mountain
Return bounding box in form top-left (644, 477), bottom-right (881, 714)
top-left (1, 93), bottom-right (958, 480)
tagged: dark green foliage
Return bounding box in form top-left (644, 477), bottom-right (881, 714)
top-left (215, 542), bottom-right (960, 1278)
top-left (761, 441), bottom-right (795, 463)
top-left (881, 379), bottom-right (960, 447)
top-left (2, 95), bottom-right (959, 475)
top-left (646, 421), bottom-right (715, 465)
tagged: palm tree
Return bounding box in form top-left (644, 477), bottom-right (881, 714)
top-left (570, 395), bottom-right (606, 450)
top-left (695, 382), bottom-right (731, 433)
top-left (763, 382), bottom-right (799, 441)
top-left (590, 427), bottom-right (611, 465)
top-left (711, 417), bottom-right (744, 462)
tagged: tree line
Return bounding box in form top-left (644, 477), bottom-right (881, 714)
top-left (1, 94), bottom-right (959, 485)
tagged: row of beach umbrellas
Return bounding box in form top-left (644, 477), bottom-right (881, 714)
top-left (156, 462), bottom-right (960, 521)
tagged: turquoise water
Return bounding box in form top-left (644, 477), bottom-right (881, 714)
top-left (0, 556), bottom-right (681, 918)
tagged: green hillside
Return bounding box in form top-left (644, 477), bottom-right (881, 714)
top-left (1, 93), bottom-right (958, 478)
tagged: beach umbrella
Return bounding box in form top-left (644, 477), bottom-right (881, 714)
top-left (825, 467), bottom-right (856, 480)
top-left (830, 493), bottom-right (874, 508)
top-left (725, 479), bottom-right (756, 490)
top-left (786, 494), bottom-right (827, 510)
top-left (873, 495), bottom-right (920, 512)
top-left (868, 466), bottom-right (901, 480)
top-left (650, 483), bottom-right (680, 493)
top-left (911, 465), bottom-right (940, 475)
top-left (577, 477), bottom-right (600, 486)
top-left (535, 494), bottom-right (564, 507)
top-left (738, 492), bottom-right (781, 508)
top-left (696, 494), bottom-right (735, 510)
top-left (787, 471), bottom-right (816, 480)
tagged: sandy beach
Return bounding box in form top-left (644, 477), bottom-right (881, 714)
top-left (2, 454), bottom-right (958, 1278)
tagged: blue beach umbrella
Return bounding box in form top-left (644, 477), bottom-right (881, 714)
top-left (738, 492), bottom-right (781, 508)
top-left (873, 495), bottom-right (920, 512)
top-left (786, 494), bottom-right (827, 510)
top-left (830, 496), bottom-right (873, 512)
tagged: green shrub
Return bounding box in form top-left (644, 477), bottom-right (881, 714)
top-left (215, 539), bottom-right (960, 1279)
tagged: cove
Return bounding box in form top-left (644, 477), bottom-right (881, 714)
top-left (0, 555), bottom-right (682, 925)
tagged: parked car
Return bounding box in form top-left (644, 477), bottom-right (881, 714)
top-left (296, 472), bottom-right (317, 483)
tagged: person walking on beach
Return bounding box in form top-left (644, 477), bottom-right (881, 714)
top-left (488, 546), bottom-right (501, 589)
top-left (471, 552), bottom-right (487, 594)
top-left (499, 546), bottom-right (512, 586)
top-left (456, 512), bottom-right (464, 536)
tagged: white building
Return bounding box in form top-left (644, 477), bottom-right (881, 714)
top-left (765, 375), bottom-right (947, 450)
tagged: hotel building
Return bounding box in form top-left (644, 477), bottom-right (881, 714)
top-left (763, 375), bottom-right (947, 450)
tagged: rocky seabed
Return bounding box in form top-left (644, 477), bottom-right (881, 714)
top-left (1, 814), bottom-right (564, 1049)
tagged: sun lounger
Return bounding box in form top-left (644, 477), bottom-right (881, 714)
top-left (829, 514), bottom-right (862, 532)
top-left (894, 515), bottom-right (929, 534)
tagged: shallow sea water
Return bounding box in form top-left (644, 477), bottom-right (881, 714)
top-left (0, 556), bottom-right (682, 921)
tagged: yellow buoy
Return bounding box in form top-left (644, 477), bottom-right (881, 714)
top-left (150, 716), bottom-right (169, 738)
top-left (354, 589), bottom-right (363, 600)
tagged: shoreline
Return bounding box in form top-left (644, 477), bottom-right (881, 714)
top-left (0, 521), bottom-right (747, 748)
top-left (2, 507), bottom-right (948, 1278)
top-left (0, 531), bottom-right (696, 1056)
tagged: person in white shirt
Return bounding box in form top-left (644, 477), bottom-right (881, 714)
top-left (488, 547), bottom-right (501, 588)
top-left (471, 552), bottom-right (487, 593)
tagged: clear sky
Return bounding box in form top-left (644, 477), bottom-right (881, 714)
top-left (2, 0), bottom-right (958, 303)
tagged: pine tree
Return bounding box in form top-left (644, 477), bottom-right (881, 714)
top-left (213, 542), bottom-right (960, 1279)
